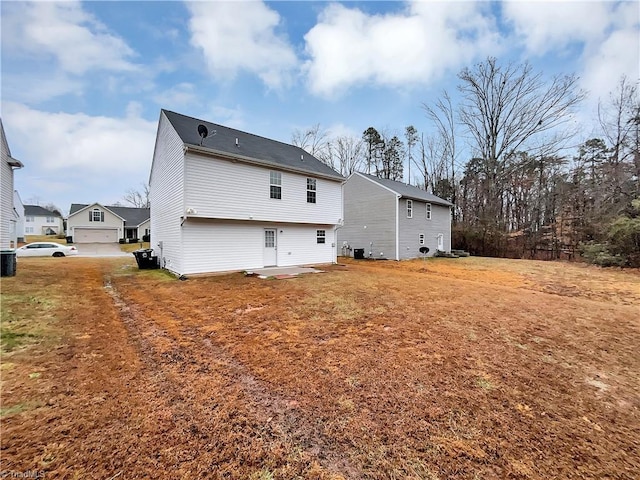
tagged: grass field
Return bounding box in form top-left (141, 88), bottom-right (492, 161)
top-left (1, 256), bottom-right (638, 479)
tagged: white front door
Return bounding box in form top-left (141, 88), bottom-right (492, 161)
top-left (437, 233), bottom-right (444, 251)
top-left (263, 229), bottom-right (277, 266)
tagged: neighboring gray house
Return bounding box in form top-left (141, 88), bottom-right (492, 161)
top-left (67, 203), bottom-right (150, 243)
top-left (13, 190), bottom-right (25, 243)
top-left (338, 172), bottom-right (453, 260)
top-left (24, 205), bottom-right (64, 236)
top-left (1, 120), bottom-right (23, 249)
top-left (150, 109), bottom-right (344, 276)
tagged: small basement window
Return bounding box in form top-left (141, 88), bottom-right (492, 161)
top-left (317, 230), bottom-right (326, 244)
top-left (407, 199), bottom-right (413, 218)
top-left (270, 171), bottom-right (282, 199)
top-left (419, 233), bottom-right (425, 245)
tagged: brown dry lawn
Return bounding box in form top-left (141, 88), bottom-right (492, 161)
top-left (1, 256), bottom-right (638, 479)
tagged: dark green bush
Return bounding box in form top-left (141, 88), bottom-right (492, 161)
top-left (579, 242), bottom-right (627, 267)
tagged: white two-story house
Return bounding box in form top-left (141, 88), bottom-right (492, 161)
top-left (23, 205), bottom-right (64, 236)
top-left (149, 110), bottom-right (344, 276)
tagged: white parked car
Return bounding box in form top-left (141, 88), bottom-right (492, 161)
top-left (16, 242), bottom-right (78, 258)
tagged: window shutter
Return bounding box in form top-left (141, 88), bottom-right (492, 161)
top-left (89, 211), bottom-right (92, 222)
top-left (101, 212), bottom-right (104, 222)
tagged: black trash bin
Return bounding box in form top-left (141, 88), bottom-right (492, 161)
top-left (132, 249), bottom-right (159, 269)
top-left (353, 248), bottom-right (365, 260)
top-left (1, 250), bottom-right (17, 277)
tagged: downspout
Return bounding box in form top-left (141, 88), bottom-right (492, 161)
top-left (395, 194), bottom-right (400, 261)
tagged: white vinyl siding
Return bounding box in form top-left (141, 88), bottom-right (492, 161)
top-left (1, 128), bottom-right (15, 249)
top-left (150, 112), bottom-right (186, 274)
top-left (184, 154), bottom-right (342, 225)
top-left (181, 219), bottom-right (336, 274)
top-left (68, 204), bottom-right (123, 241)
top-left (26, 215), bottom-right (64, 235)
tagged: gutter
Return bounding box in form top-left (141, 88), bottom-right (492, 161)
top-left (8, 156), bottom-right (23, 168)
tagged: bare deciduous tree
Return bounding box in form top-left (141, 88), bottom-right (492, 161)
top-left (291, 124), bottom-right (332, 166)
top-left (333, 135), bottom-right (364, 176)
top-left (457, 57), bottom-right (586, 226)
top-left (123, 183), bottom-right (150, 208)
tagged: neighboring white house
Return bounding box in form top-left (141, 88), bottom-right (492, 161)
top-left (338, 172), bottom-right (453, 260)
top-left (67, 203), bottom-right (150, 243)
top-left (13, 190), bottom-right (25, 243)
top-left (23, 205), bottom-right (64, 236)
top-left (149, 109), bottom-right (344, 276)
top-left (1, 120), bottom-right (23, 249)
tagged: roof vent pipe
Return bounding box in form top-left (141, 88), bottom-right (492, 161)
top-left (235, 138), bottom-right (239, 147)
top-left (301, 154), bottom-right (304, 161)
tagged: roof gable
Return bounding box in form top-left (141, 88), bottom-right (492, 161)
top-left (161, 110), bottom-right (344, 181)
top-left (355, 173), bottom-right (453, 207)
top-left (69, 203), bottom-right (149, 226)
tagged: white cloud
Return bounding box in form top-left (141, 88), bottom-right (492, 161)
top-left (3, 102), bottom-right (156, 208)
top-left (502, 1), bottom-right (611, 55)
top-left (153, 83), bottom-right (198, 109)
top-left (504, 1), bottom-right (639, 107)
top-left (580, 2), bottom-right (640, 102)
top-left (2, 1), bottom-right (137, 75)
top-left (186, 1), bottom-right (298, 89)
top-left (303, 1), bottom-right (502, 97)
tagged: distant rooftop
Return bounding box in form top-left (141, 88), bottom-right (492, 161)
top-left (24, 205), bottom-right (61, 217)
top-left (358, 173), bottom-right (453, 207)
top-left (69, 203), bottom-right (150, 226)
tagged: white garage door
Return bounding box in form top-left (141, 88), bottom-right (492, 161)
top-left (74, 228), bottom-right (118, 243)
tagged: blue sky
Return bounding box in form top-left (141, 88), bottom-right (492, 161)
top-left (1, 1), bottom-right (638, 215)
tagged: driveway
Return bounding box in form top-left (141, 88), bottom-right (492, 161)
top-left (74, 243), bottom-right (131, 257)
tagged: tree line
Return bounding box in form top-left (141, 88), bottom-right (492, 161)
top-left (292, 57), bottom-right (640, 266)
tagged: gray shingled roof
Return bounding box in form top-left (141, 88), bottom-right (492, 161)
top-left (69, 204), bottom-right (150, 226)
top-left (162, 110), bottom-right (344, 181)
top-left (359, 173), bottom-right (453, 207)
top-left (24, 205), bottom-right (61, 217)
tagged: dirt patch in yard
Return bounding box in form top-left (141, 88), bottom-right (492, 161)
top-left (1, 256), bottom-right (639, 479)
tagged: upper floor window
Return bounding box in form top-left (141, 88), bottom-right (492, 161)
top-left (46, 216), bottom-right (55, 223)
top-left (25, 216), bottom-right (34, 222)
top-left (307, 178), bottom-right (317, 203)
top-left (426, 203), bottom-right (432, 220)
top-left (407, 199), bottom-right (413, 218)
top-left (90, 209), bottom-right (104, 222)
top-left (270, 171), bottom-right (282, 199)
top-left (317, 230), bottom-right (326, 244)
